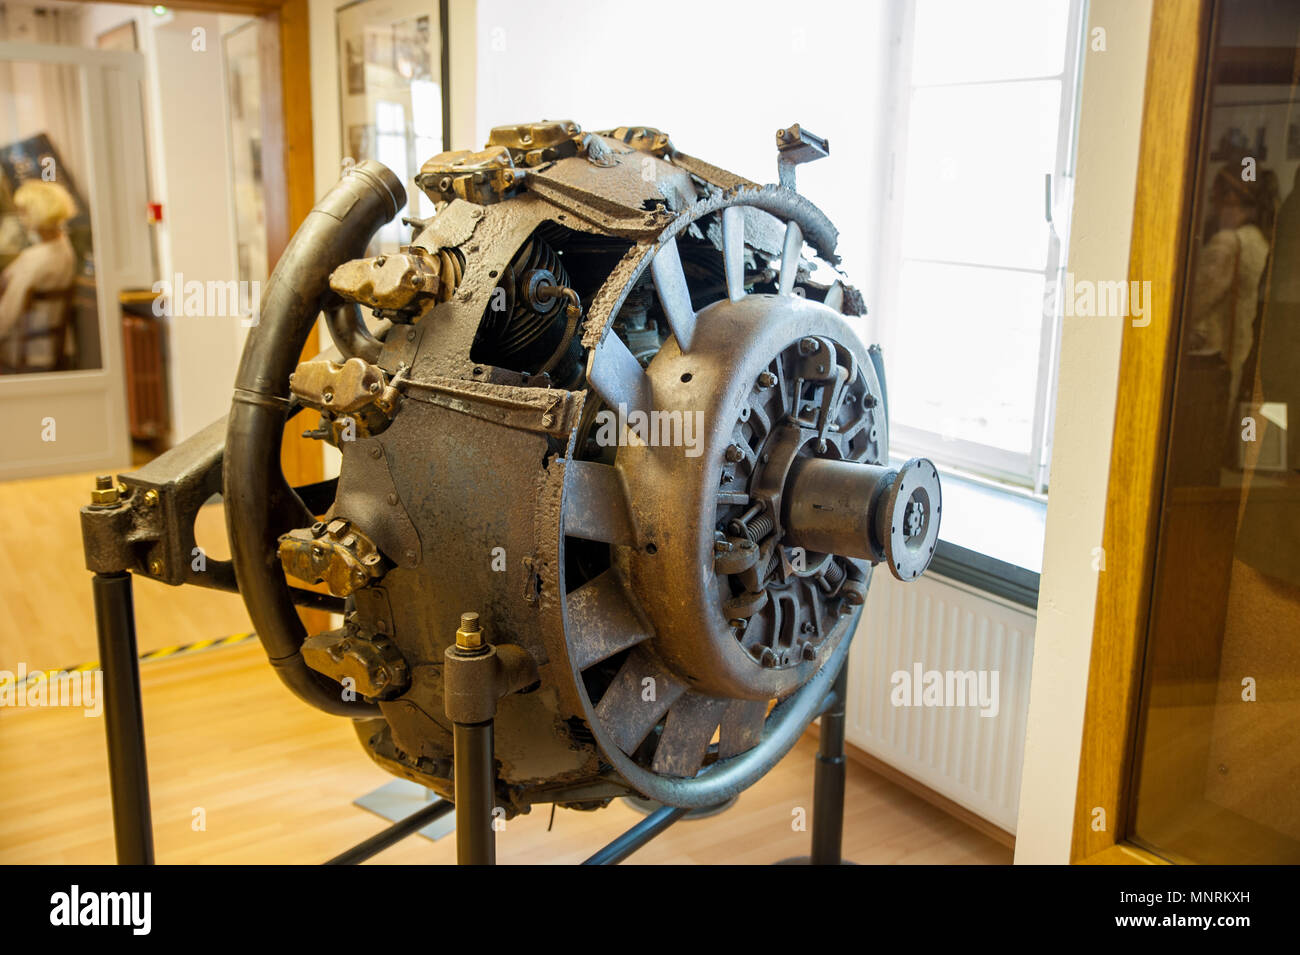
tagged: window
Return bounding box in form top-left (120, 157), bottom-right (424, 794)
top-left (875, 0), bottom-right (1087, 492)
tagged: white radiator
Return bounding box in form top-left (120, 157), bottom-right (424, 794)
top-left (845, 572), bottom-right (1036, 833)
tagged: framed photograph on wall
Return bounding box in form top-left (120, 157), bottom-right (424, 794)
top-left (335, 0), bottom-right (449, 254)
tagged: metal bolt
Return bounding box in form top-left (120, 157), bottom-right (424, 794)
top-left (725, 444), bottom-right (746, 463)
top-left (387, 492), bottom-right (398, 506)
top-left (759, 646), bottom-right (778, 668)
top-left (757, 371), bottom-right (777, 388)
top-left (801, 643), bottom-right (818, 661)
top-left (90, 475), bottom-right (120, 506)
top-left (370, 447), bottom-right (382, 459)
top-left (143, 489), bottom-right (159, 507)
top-left (798, 337), bottom-right (818, 355)
top-left (904, 498), bottom-right (926, 538)
top-left (407, 329), bottom-right (417, 342)
top-left (148, 557), bottom-right (164, 576)
top-left (541, 413), bottom-right (555, 428)
top-left (456, 611), bottom-right (484, 650)
top-left (800, 621), bottom-right (815, 634)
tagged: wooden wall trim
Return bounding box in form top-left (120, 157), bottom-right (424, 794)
top-left (1070, 0), bottom-right (1214, 863)
top-left (805, 724), bottom-right (1016, 851)
top-left (257, 0), bottom-right (323, 495)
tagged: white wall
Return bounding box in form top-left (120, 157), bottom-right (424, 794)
top-left (80, 4), bottom-right (245, 445)
top-left (1014, 0), bottom-right (1153, 863)
top-left (472, 0), bottom-right (895, 290)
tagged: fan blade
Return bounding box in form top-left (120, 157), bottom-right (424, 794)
top-left (722, 206), bottom-right (746, 302)
top-left (589, 330), bottom-right (651, 417)
top-left (566, 570), bottom-right (651, 670)
top-left (652, 692), bottom-right (727, 777)
top-left (564, 460), bottom-right (635, 546)
top-left (717, 698), bottom-right (769, 758)
top-left (824, 280), bottom-right (844, 313)
top-left (649, 236), bottom-right (697, 351)
top-left (595, 646), bottom-right (686, 754)
top-left (778, 220), bottom-right (803, 296)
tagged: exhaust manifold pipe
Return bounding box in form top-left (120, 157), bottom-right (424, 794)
top-left (224, 160), bottom-right (404, 718)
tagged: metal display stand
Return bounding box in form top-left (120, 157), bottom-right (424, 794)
top-left (88, 570), bottom-right (850, 866)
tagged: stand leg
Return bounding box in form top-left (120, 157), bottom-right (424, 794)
top-left (92, 571), bottom-right (154, 865)
top-left (810, 660), bottom-right (848, 865)
top-left (453, 719), bottom-right (495, 865)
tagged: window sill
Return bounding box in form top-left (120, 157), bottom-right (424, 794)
top-left (895, 464), bottom-right (1044, 610)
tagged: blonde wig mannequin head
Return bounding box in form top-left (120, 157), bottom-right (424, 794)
top-left (13, 180), bottom-right (76, 233)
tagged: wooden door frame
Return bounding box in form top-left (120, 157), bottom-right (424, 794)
top-left (1071, 0), bottom-right (1216, 865)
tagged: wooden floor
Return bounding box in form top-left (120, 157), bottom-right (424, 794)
top-left (0, 640), bottom-right (1011, 865)
top-left (0, 469), bottom-right (1010, 864)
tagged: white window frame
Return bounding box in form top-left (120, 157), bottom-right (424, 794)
top-left (872, 0), bottom-right (1089, 494)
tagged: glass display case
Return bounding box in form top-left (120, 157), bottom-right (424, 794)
top-left (1128, 0), bottom-right (1300, 864)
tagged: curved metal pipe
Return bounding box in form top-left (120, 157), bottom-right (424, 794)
top-left (224, 160), bottom-right (405, 718)
top-left (324, 298), bottom-right (384, 364)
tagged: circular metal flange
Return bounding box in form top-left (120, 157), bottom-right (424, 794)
top-left (879, 457), bottom-right (942, 581)
top-left (618, 293), bottom-right (884, 701)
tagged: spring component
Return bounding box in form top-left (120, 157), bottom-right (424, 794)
top-left (762, 544), bottom-right (782, 582)
top-left (745, 512), bottom-right (775, 543)
top-left (481, 235), bottom-right (571, 358)
top-left (430, 246), bottom-right (465, 301)
top-left (822, 559), bottom-right (845, 588)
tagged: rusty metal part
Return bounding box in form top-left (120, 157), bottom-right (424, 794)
top-left (100, 122), bottom-right (941, 813)
top-left (775, 123), bottom-right (830, 190)
top-left (485, 119), bottom-right (613, 168)
top-left (416, 145), bottom-right (522, 205)
top-left (443, 612), bottom-right (541, 725)
top-left (79, 417), bottom-right (345, 615)
top-left (278, 517), bottom-right (387, 597)
top-left (598, 125), bottom-right (676, 158)
top-left (288, 357), bottom-right (403, 441)
top-left (329, 249), bottom-right (459, 315)
top-left (224, 159), bottom-right (403, 719)
top-left (301, 625), bottom-right (410, 700)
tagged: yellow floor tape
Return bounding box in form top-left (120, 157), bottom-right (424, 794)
top-left (0, 632), bottom-right (257, 689)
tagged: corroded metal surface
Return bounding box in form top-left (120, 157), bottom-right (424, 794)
top-left (88, 123), bottom-right (941, 812)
